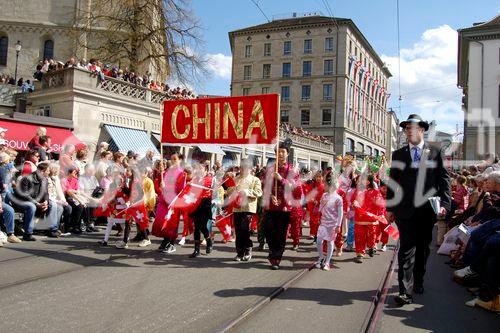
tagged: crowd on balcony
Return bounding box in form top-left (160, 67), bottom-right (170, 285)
top-left (31, 57), bottom-right (196, 100)
top-left (281, 123), bottom-right (333, 145)
top-left (0, 74), bottom-right (35, 93)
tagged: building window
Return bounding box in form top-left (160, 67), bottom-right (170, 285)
top-left (301, 85), bottom-right (311, 101)
top-left (346, 138), bottom-right (354, 152)
top-left (35, 105), bottom-right (51, 117)
top-left (261, 87), bottom-right (270, 94)
top-left (322, 109), bottom-right (332, 125)
top-left (264, 43), bottom-right (271, 56)
top-left (323, 84), bottom-right (333, 101)
top-left (43, 39), bottom-right (54, 60)
top-left (242, 87), bottom-right (250, 96)
top-left (302, 60), bottom-right (312, 77)
top-left (325, 37), bottom-right (334, 52)
top-left (304, 39), bottom-right (312, 54)
top-left (245, 45), bottom-right (252, 58)
top-left (283, 40), bottom-right (291, 55)
top-left (281, 110), bottom-right (289, 123)
top-left (282, 62), bottom-right (291, 78)
top-left (324, 59), bottom-right (334, 75)
top-left (356, 142), bottom-right (364, 153)
top-left (0, 36), bottom-right (8, 66)
top-left (365, 146), bottom-right (372, 156)
top-left (281, 86), bottom-right (290, 102)
top-left (301, 109), bottom-right (310, 125)
top-left (262, 64), bottom-right (271, 78)
top-left (243, 65), bottom-right (252, 80)
top-left (374, 149), bottom-right (379, 157)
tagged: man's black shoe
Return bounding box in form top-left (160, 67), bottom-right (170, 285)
top-left (413, 285), bottom-right (424, 294)
top-left (394, 294), bottom-right (413, 305)
top-left (368, 248), bottom-right (375, 257)
top-left (23, 234), bottom-right (36, 241)
top-left (72, 228), bottom-right (83, 235)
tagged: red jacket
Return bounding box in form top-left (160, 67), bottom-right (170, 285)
top-left (354, 188), bottom-right (384, 225)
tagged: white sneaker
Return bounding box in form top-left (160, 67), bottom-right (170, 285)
top-left (138, 239), bottom-right (151, 247)
top-left (115, 240), bottom-right (128, 249)
top-left (322, 263), bottom-right (331, 271)
top-left (201, 239), bottom-right (207, 246)
top-left (315, 259), bottom-right (323, 269)
top-left (381, 245), bottom-right (387, 252)
top-left (178, 237), bottom-right (186, 246)
top-left (166, 244), bottom-right (176, 254)
top-left (454, 266), bottom-right (476, 279)
top-left (8, 235), bottom-right (22, 243)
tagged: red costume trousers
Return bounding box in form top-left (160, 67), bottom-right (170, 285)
top-left (181, 211), bottom-right (194, 237)
top-left (354, 224), bottom-right (378, 255)
top-left (309, 205), bottom-right (320, 237)
top-left (334, 222), bottom-right (344, 250)
top-left (288, 207), bottom-right (303, 246)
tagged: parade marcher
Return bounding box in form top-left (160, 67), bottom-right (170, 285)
top-left (227, 158), bottom-right (262, 262)
top-left (307, 171), bottom-right (324, 244)
top-left (353, 174), bottom-right (383, 263)
top-left (289, 175), bottom-right (304, 250)
top-left (375, 181), bottom-right (389, 252)
top-left (152, 154), bottom-right (186, 253)
top-left (188, 161), bottom-right (214, 258)
top-left (387, 114), bottom-right (451, 305)
top-left (316, 172), bottom-right (343, 271)
top-left (262, 140), bottom-right (299, 270)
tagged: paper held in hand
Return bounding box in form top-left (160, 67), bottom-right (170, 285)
top-left (428, 196), bottom-right (441, 215)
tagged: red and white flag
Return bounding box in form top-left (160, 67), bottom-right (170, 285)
top-left (215, 213), bottom-right (233, 242)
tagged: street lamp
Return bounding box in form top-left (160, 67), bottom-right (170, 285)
top-left (14, 40), bottom-right (22, 82)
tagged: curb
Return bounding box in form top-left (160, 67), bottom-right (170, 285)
top-left (362, 244), bottom-right (399, 333)
top-left (216, 261), bottom-right (316, 333)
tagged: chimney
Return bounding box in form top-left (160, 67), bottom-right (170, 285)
top-left (292, 12), bottom-right (297, 18)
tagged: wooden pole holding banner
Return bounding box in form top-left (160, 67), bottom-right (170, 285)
top-left (159, 100), bottom-right (163, 158)
top-left (275, 94), bottom-right (281, 198)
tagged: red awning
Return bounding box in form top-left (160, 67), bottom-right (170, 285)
top-left (0, 119), bottom-right (84, 152)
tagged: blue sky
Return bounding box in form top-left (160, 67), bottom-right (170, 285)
top-left (189, 0), bottom-right (500, 133)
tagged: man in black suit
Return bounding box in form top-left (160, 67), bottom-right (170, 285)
top-left (387, 114), bottom-right (451, 305)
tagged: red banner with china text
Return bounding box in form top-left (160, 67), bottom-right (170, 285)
top-left (162, 94), bottom-right (279, 144)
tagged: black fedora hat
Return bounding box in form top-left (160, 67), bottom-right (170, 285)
top-left (399, 114), bottom-right (429, 131)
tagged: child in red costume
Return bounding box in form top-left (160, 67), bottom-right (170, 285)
top-left (375, 181), bottom-right (389, 251)
top-left (353, 174), bottom-right (384, 263)
top-left (308, 171), bottom-right (324, 244)
top-left (288, 175), bottom-right (304, 250)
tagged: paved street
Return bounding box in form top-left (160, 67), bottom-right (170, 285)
top-left (0, 229), bottom-right (394, 333)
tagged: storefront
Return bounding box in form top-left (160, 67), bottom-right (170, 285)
top-left (0, 119), bottom-right (84, 154)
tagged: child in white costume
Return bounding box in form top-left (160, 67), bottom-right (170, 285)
top-left (316, 173), bottom-right (343, 270)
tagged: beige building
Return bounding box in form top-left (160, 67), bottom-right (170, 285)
top-left (229, 15), bottom-right (392, 157)
top-left (385, 110), bottom-right (400, 161)
top-left (0, 0), bottom-right (166, 82)
top-left (458, 15), bottom-right (500, 161)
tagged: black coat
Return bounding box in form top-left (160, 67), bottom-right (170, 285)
top-left (13, 170), bottom-right (49, 206)
top-left (387, 142), bottom-right (451, 220)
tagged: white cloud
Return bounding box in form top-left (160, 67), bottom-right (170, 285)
top-left (382, 25), bottom-right (462, 134)
top-left (206, 53), bottom-right (232, 79)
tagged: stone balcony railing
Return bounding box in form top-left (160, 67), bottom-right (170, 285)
top-left (0, 84), bottom-right (22, 106)
top-left (40, 67), bottom-right (169, 106)
top-left (279, 129), bottom-right (334, 153)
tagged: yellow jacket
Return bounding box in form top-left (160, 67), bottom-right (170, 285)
top-left (229, 174), bottom-right (263, 214)
top-left (143, 176), bottom-right (156, 212)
